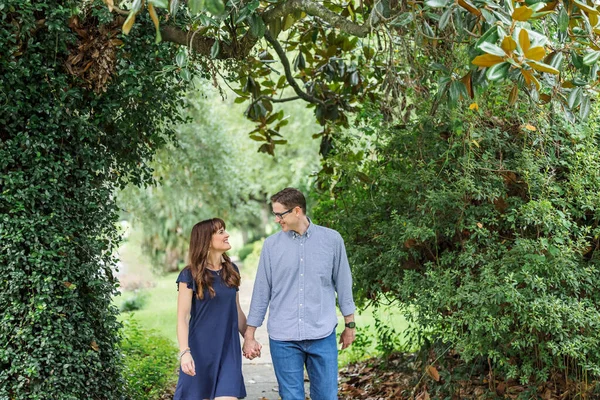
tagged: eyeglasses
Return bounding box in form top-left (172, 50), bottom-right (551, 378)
top-left (272, 208), bottom-right (294, 220)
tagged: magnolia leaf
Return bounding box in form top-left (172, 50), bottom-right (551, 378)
top-left (426, 365), bottom-right (440, 381)
top-left (425, 0), bottom-right (449, 8)
top-left (188, 0), bottom-right (205, 14)
top-left (131, 0), bottom-right (143, 13)
top-left (104, 0), bottom-right (114, 12)
top-left (439, 7), bottom-right (453, 30)
top-left (175, 48), bottom-right (187, 67)
top-left (583, 50), bottom-right (600, 65)
top-left (205, 0), bottom-right (225, 15)
top-left (524, 124), bottom-right (537, 131)
top-left (525, 46), bottom-right (546, 61)
top-left (508, 84), bottom-right (518, 105)
top-left (122, 11), bottom-right (136, 35)
top-left (169, 0), bottom-right (179, 15)
top-left (574, 0), bottom-right (599, 15)
top-left (472, 54), bottom-right (504, 67)
top-left (461, 71), bottom-right (474, 98)
top-left (519, 29), bottom-right (531, 53)
top-left (568, 87), bottom-right (583, 108)
top-left (249, 14), bottom-right (266, 37)
top-left (210, 40), bottom-right (220, 59)
top-left (457, 0), bottom-right (481, 16)
top-left (558, 7), bottom-right (569, 32)
top-left (545, 51), bottom-right (564, 69)
top-left (501, 36), bottom-right (517, 53)
top-left (475, 25), bottom-right (500, 47)
top-left (487, 61), bottom-right (510, 81)
top-left (283, 14), bottom-right (296, 30)
top-left (148, 4), bottom-right (162, 43)
top-left (512, 6), bottom-right (533, 21)
top-left (527, 60), bottom-right (559, 74)
top-left (580, 95), bottom-right (591, 119)
top-left (521, 69), bottom-right (541, 90)
top-left (148, 0), bottom-right (168, 8)
top-left (478, 42), bottom-right (506, 57)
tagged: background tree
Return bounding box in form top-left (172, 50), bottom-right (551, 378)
top-left (107, 0), bottom-right (600, 150)
top-left (119, 81), bottom-right (320, 273)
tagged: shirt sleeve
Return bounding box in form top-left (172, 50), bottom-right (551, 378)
top-left (176, 267), bottom-right (196, 293)
top-left (246, 241), bottom-right (272, 328)
top-left (332, 233), bottom-right (356, 316)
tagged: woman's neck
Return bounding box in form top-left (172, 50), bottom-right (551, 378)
top-left (207, 252), bottom-right (223, 270)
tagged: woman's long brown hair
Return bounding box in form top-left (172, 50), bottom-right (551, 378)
top-left (187, 218), bottom-right (240, 299)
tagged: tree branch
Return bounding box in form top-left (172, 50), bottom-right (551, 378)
top-left (262, 0), bottom-right (392, 37)
top-left (263, 30), bottom-right (324, 105)
top-left (160, 25), bottom-right (259, 60)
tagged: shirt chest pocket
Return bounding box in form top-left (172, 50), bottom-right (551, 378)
top-left (308, 250), bottom-right (334, 287)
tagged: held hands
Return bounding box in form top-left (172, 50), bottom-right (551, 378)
top-left (180, 352), bottom-right (196, 376)
top-left (339, 327), bottom-right (356, 350)
top-left (242, 338), bottom-right (262, 360)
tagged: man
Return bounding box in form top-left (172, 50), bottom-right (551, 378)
top-left (243, 187), bottom-right (356, 400)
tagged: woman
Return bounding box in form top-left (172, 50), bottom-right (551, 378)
top-left (174, 218), bottom-right (255, 400)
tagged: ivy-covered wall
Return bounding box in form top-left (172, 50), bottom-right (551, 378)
top-left (0, 1), bottom-right (188, 397)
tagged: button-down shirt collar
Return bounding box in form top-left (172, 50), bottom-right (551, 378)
top-left (290, 217), bottom-right (313, 240)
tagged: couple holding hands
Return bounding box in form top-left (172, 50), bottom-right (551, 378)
top-left (173, 188), bottom-right (356, 400)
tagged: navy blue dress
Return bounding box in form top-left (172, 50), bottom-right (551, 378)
top-left (173, 265), bottom-right (246, 399)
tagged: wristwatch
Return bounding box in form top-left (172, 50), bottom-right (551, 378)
top-left (345, 322), bottom-right (356, 329)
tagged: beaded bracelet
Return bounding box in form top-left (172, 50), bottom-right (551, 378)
top-left (179, 348), bottom-right (191, 360)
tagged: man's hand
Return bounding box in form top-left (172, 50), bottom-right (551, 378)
top-left (339, 327), bottom-right (356, 350)
top-left (243, 338), bottom-right (262, 359)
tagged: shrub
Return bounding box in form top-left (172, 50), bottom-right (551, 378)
top-left (237, 241), bottom-right (257, 261)
top-left (0, 1), bottom-right (190, 397)
top-left (121, 318), bottom-right (178, 400)
top-left (120, 291), bottom-right (149, 312)
top-left (314, 104), bottom-right (600, 384)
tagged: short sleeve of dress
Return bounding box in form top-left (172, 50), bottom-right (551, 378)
top-left (233, 263), bottom-right (240, 292)
top-left (176, 267), bottom-right (196, 292)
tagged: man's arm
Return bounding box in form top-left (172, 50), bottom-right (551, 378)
top-left (333, 233), bottom-right (357, 349)
top-left (243, 242), bottom-right (272, 359)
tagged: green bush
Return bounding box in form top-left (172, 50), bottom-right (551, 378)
top-left (0, 1), bottom-right (191, 397)
top-left (314, 103), bottom-right (600, 384)
top-left (120, 291), bottom-right (149, 313)
top-left (241, 238), bottom-right (265, 277)
top-left (238, 241), bottom-right (257, 261)
top-left (121, 318), bottom-right (178, 400)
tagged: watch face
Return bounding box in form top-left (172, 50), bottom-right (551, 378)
top-left (345, 322), bottom-right (356, 328)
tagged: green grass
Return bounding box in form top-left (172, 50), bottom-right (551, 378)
top-left (115, 272), bottom-right (180, 344)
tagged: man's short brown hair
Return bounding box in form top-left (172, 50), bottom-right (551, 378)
top-left (270, 188), bottom-right (306, 214)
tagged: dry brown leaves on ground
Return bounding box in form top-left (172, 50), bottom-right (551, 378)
top-left (338, 353), bottom-right (600, 399)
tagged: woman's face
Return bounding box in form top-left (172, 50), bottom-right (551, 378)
top-left (210, 226), bottom-right (231, 253)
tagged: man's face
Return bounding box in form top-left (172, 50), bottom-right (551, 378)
top-left (272, 202), bottom-right (298, 232)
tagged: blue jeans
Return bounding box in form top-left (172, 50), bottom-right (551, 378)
top-left (269, 330), bottom-right (338, 400)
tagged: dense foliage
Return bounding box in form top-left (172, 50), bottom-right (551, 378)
top-left (314, 100), bottom-right (600, 385)
top-left (104, 0), bottom-right (600, 155)
top-left (121, 318), bottom-right (178, 400)
top-left (0, 1), bottom-right (190, 397)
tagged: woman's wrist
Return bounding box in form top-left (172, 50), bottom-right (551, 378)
top-left (178, 347), bottom-right (191, 359)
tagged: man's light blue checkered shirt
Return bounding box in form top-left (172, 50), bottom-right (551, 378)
top-left (247, 220), bottom-right (356, 341)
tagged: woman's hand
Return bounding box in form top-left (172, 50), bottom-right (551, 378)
top-left (180, 352), bottom-right (196, 376)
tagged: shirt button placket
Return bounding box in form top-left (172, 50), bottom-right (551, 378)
top-left (299, 237), bottom-right (305, 339)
